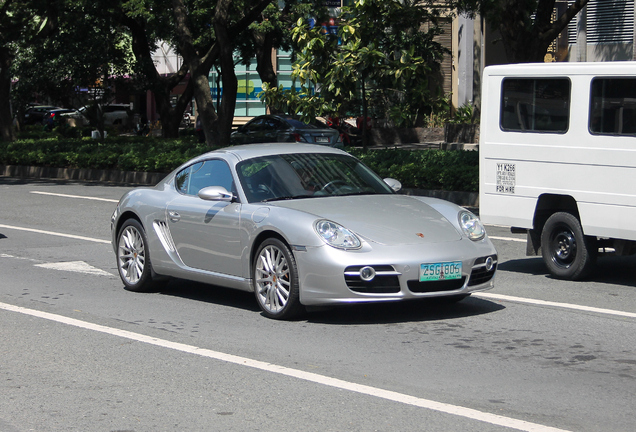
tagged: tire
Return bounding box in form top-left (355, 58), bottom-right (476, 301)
top-left (253, 238), bottom-right (303, 319)
top-left (116, 219), bottom-right (162, 292)
top-left (541, 212), bottom-right (597, 280)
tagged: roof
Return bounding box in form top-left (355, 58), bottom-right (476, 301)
top-left (483, 61), bottom-right (636, 77)
top-left (196, 143), bottom-right (348, 163)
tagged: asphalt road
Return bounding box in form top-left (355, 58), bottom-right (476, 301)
top-left (1, 177), bottom-right (635, 432)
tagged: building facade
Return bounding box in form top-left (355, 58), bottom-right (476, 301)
top-left (456, 0), bottom-right (636, 112)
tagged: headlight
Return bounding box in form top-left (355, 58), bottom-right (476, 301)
top-left (458, 211), bottom-right (486, 241)
top-left (314, 220), bottom-right (361, 249)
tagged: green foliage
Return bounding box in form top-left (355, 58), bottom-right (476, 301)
top-left (0, 133), bottom-right (479, 192)
top-left (349, 147), bottom-right (479, 192)
top-left (11, 0), bottom-right (137, 112)
top-left (447, 103), bottom-right (477, 125)
top-left (0, 133), bottom-right (210, 173)
top-left (260, 0), bottom-right (449, 123)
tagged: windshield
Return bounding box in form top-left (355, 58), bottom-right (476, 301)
top-left (237, 153), bottom-right (394, 203)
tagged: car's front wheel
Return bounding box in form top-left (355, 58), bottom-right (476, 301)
top-left (253, 238), bottom-right (302, 319)
top-left (117, 219), bottom-right (162, 292)
top-left (541, 212), bottom-right (597, 280)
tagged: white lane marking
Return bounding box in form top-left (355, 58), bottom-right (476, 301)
top-left (0, 302), bottom-right (571, 432)
top-left (30, 191), bottom-right (119, 203)
top-left (489, 236), bottom-right (526, 243)
top-left (0, 224), bottom-right (110, 244)
top-left (476, 293), bottom-right (636, 319)
top-left (0, 253), bottom-right (39, 262)
top-left (34, 261), bottom-right (115, 277)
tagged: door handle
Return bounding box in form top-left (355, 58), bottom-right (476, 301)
top-left (168, 211), bottom-right (180, 222)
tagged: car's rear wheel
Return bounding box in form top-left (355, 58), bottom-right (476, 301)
top-left (253, 238), bottom-right (302, 319)
top-left (541, 212), bottom-right (597, 280)
top-left (117, 219), bottom-right (162, 292)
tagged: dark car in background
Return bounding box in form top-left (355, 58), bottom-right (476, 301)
top-left (24, 105), bottom-right (61, 125)
top-left (231, 115), bottom-right (343, 147)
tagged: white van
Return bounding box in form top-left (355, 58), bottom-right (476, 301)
top-left (479, 62), bottom-right (636, 280)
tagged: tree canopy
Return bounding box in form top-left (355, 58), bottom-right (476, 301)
top-left (0, 0), bottom-right (596, 144)
top-left (260, 0), bottom-right (448, 137)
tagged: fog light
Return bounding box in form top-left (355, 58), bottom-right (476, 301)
top-left (485, 256), bottom-right (494, 271)
top-left (359, 266), bottom-right (376, 281)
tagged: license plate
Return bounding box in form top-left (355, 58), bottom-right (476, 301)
top-left (315, 136), bottom-right (329, 143)
top-left (419, 261), bottom-right (462, 281)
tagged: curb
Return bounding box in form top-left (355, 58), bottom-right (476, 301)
top-left (1, 164), bottom-right (167, 186)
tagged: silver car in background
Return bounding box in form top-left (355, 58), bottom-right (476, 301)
top-left (111, 144), bottom-right (497, 319)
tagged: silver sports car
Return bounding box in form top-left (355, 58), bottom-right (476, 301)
top-left (111, 143), bottom-right (497, 319)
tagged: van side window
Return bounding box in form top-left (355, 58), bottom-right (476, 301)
top-left (500, 78), bottom-right (570, 133)
top-left (590, 78), bottom-right (636, 135)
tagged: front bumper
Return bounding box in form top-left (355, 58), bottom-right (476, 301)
top-left (294, 238), bottom-right (497, 306)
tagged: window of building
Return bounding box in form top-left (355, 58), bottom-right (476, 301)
top-left (208, 49), bottom-right (302, 117)
top-left (590, 78), bottom-right (636, 136)
top-left (568, 0), bottom-right (634, 45)
top-left (500, 78), bottom-right (570, 133)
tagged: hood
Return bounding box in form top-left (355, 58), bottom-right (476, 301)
top-left (270, 194), bottom-right (462, 245)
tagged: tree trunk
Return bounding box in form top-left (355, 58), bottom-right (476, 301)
top-left (213, 0), bottom-right (239, 147)
top-left (361, 77), bottom-right (368, 149)
top-left (0, 47), bottom-right (16, 142)
top-left (254, 30), bottom-right (279, 112)
top-left (171, 0), bottom-right (273, 147)
top-left (122, 14), bottom-right (192, 139)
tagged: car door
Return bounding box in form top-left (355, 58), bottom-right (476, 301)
top-left (166, 159), bottom-right (243, 277)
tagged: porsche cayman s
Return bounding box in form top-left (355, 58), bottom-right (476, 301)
top-left (111, 144), bottom-right (497, 319)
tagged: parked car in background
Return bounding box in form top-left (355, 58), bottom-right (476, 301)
top-left (42, 108), bottom-right (89, 128)
top-left (230, 115), bottom-right (343, 147)
top-left (111, 143), bottom-right (497, 320)
top-left (24, 105), bottom-right (61, 125)
top-left (78, 104), bottom-right (131, 127)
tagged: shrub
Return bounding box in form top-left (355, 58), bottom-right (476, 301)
top-left (349, 147), bottom-right (478, 192)
top-left (1, 132), bottom-right (478, 192)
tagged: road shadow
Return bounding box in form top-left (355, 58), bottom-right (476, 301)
top-left (305, 296), bottom-right (504, 325)
top-left (498, 255), bottom-right (636, 287)
top-left (154, 279), bottom-right (505, 324)
top-left (157, 279), bottom-right (261, 313)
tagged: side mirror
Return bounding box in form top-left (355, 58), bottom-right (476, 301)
top-left (198, 186), bottom-right (233, 202)
top-left (383, 178), bottom-right (402, 192)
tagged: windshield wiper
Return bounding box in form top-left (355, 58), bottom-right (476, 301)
top-left (261, 194), bottom-right (316, 202)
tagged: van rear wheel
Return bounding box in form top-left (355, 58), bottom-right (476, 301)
top-left (541, 212), bottom-right (596, 280)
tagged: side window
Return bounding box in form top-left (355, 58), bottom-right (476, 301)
top-left (263, 119), bottom-right (280, 130)
top-left (244, 119), bottom-right (264, 132)
top-left (175, 160), bottom-right (235, 196)
top-left (590, 78), bottom-right (636, 135)
top-left (500, 78), bottom-right (570, 133)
